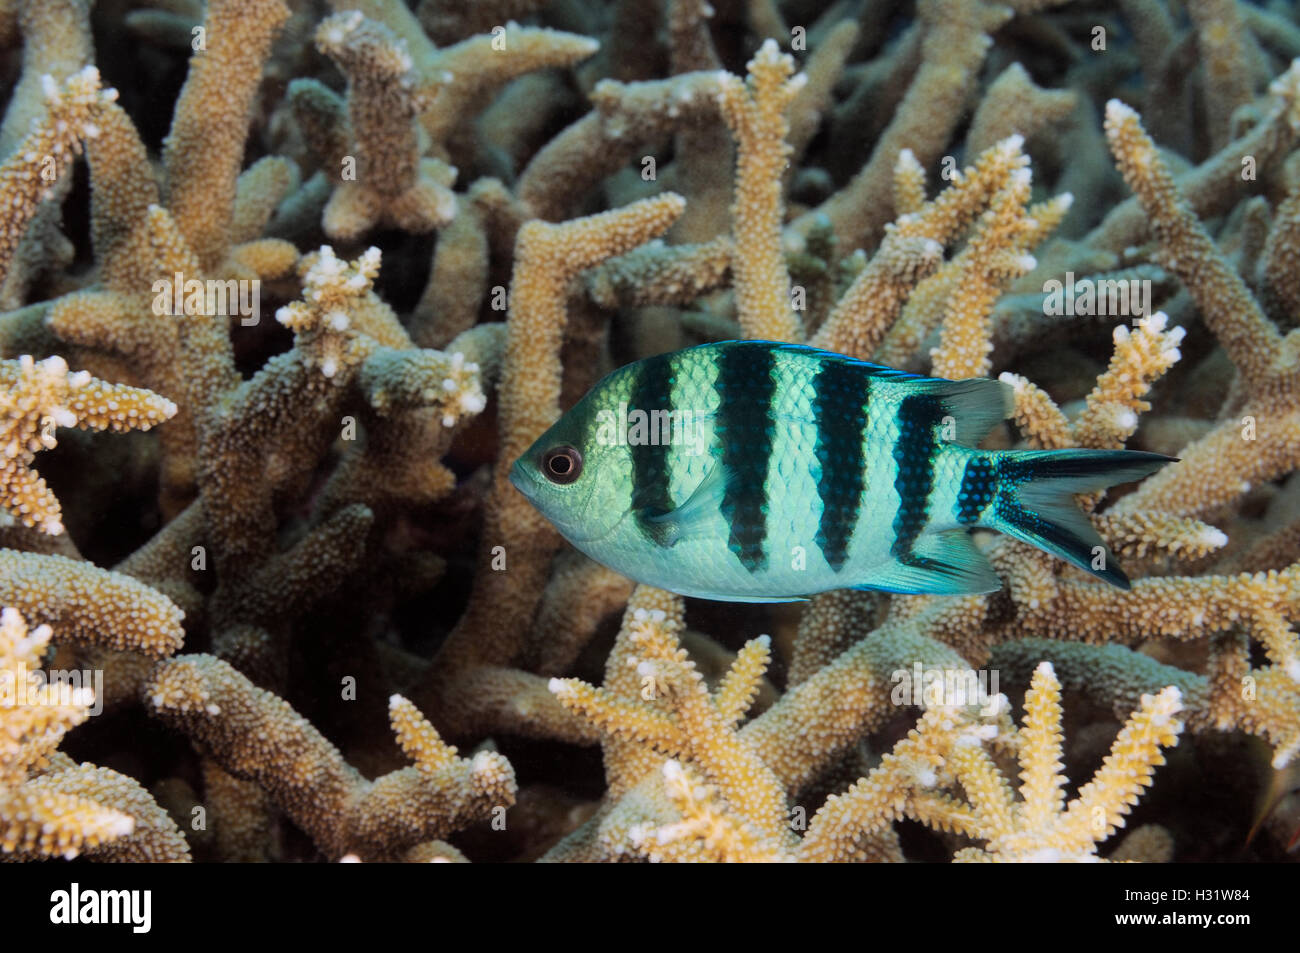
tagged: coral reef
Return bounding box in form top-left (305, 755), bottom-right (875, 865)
top-left (0, 0), bottom-right (1298, 863)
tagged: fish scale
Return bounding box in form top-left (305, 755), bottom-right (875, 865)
top-left (510, 341), bottom-right (1175, 602)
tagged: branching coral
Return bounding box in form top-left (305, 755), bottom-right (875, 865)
top-left (0, 606), bottom-right (189, 860)
top-left (719, 40), bottom-right (804, 343)
top-left (417, 193), bottom-right (686, 740)
top-left (145, 654), bottom-right (514, 860)
top-left (1100, 96), bottom-right (1300, 522)
top-left (0, 65), bottom-right (110, 289)
top-left (314, 11), bottom-right (457, 239)
top-left (0, 355), bottom-right (176, 533)
top-left (1, 607), bottom-right (134, 859)
top-left (546, 601), bottom-right (1184, 863)
top-left (548, 585), bottom-right (796, 861)
top-left (802, 663), bottom-right (1184, 863)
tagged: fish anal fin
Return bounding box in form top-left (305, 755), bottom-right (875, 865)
top-left (681, 592), bottom-right (809, 603)
top-left (852, 531), bottom-right (1004, 595)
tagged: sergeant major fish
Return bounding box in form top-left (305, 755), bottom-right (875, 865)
top-left (508, 341), bottom-right (1173, 603)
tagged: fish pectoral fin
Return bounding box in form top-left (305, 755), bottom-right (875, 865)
top-left (852, 531), bottom-right (1004, 595)
top-left (643, 462), bottom-right (729, 547)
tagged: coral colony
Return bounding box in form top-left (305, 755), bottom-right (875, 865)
top-left (0, 0), bottom-right (1298, 864)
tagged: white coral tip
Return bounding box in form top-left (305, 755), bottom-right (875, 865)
top-left (1199, 526), bottom-right (1228, 549)
top-left (1105, 98), bottom-right (1138, 121)
top-left (1144, 310), bottom-right (1169, 332)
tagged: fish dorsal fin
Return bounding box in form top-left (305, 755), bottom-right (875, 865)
top-left (853, 531), bottom-right (1004, 595)
top-left (902, 377), bottom-right (1014, 448)
top-left (642, 461), bottom-right (728, 547)
top-left (760, 342), bottom-right (1012, 447)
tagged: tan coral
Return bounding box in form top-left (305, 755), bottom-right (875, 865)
top-left (548, 585), bottom-right (797, 861)
top-left (718, 39), bottom-right (804, 343)
top-left (1102, 98), bottom-right (1300, 523)
top-left (0, 67), bottom-right (114, 288)
top-left (802, 663), bottom-right (1183, 862)
top-left (315, 11), bottom-right (457, 239)
top-left (0, 608), bottom-right (189, 861)
top-left (0, 355), bottom-right (176, 533)
top-left (420, 195), bottom-right (685, 739)
top-left (0, 550), bottom-right (184, 656)
top-left (162, 0), bottom-right (291, 272)
top-left (145, 654), bottom-right (516, 859)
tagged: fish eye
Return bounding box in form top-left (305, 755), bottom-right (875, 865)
top-left (541, 445), bottom-right (583, 484)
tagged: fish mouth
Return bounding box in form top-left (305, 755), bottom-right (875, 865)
top-left (507, 459), bottom-right (533, 497)
top-left (507, 459), bottom-right (630, 545)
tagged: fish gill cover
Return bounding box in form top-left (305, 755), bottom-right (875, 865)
top-left (0, 0), bottom-right (1295, 865)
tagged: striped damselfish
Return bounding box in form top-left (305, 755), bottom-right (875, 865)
top-left (509, 341), bottom-right (1174, 603)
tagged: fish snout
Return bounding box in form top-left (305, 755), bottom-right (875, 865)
top-left (508, 458), bottom-right (536, 498)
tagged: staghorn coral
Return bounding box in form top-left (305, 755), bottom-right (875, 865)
top-left (0, 354), bottom-right (176, 534)
top-left (719, 39), bottom-right (804, 343)
top-left (0, 0), bottom-right (1295, 867)
top-left (144, 654), bottom-right (514, 860)
top-left (313, 10), bottom-right (457, 239)
top-left (802, 662), bottom-right (1184, 863)
top-left (0, 605), bottom-right (188, 861)
top-left (547, 585), bottom-right (797, 861)
top-left (0, 65), bottom-right (109, 291)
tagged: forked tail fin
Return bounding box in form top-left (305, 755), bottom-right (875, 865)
top-left (985, 449), bottom-right (1175, 589)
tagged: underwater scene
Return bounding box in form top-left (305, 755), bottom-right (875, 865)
top-left (1, 0), bottom-right (1298, 867)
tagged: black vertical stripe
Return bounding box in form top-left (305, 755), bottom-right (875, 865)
top-left (810, 359), bottom-right (868, 571)
top-left (891, 394), bottom-right (945, 567)
top-left (629, 355), bottom-right (675, 546)
top-left (955, 455), bottom-right (996, 525)
top-left (716, 343), bottom-right (776, 573)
